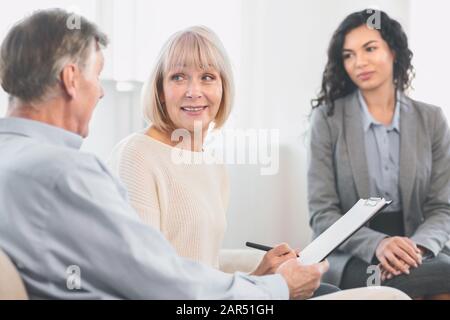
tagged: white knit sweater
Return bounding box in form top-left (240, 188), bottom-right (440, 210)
top-left (107, 133), bottom-right (229, 268)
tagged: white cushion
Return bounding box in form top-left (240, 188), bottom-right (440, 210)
top-left (219, 249), bottom-right (265, 274)
top-left (312, 286), bottom-right (411, 300)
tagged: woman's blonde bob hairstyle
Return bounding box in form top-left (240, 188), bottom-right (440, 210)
top-left (142, 26), bottom-right (234, 132)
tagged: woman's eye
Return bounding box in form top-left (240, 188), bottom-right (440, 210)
top-left (367, 46), bottom-right (377, 52)
top-left (343, 53), bottom-right (352, 60)
top-left (171, 74), bottom-right (184, 81)
top-left (202, 74), bottom-right (215, 81)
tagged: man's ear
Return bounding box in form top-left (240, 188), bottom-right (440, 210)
top-left (60, 64), bottom-right (79, 99)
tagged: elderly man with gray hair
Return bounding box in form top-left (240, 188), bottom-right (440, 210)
top-left (0, 9), bottom-right (408, 300)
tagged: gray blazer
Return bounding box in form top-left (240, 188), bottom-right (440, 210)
top-left (307, 91), bottom-right (450, 286)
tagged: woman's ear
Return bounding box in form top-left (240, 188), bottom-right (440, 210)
top-left (156, 77), bottom-right (166, 104)
top-left (391, 50), bottom-right (397, 63)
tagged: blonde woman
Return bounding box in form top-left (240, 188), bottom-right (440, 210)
top-left (108, 26), bottom-right (299, 277)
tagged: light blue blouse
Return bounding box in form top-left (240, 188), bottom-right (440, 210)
top-left (358, 90), bottom-right (402, 212)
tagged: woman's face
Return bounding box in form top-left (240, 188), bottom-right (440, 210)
top-left (342, 25), bottom-right (396, 92)
top-left (162, 65), bottom-right (223, 134)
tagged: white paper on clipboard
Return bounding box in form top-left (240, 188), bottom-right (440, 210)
top-left (298, 198), bottom-right (392, 265)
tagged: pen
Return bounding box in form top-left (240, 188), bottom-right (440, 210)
top-left (245, 242), bottom-right (299, 257)
top-left (245, 242), bottom-right (273, 252)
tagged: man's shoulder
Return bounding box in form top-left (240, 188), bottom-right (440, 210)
top-left (45, 146), bottom-right (109, 183)
top-left (7, 139), bottom-right (104, 185)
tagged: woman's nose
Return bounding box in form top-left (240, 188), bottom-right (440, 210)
top-left (355, 53), bottom-right (369, 68)
top-left (185, 80), bottom-right (202, 98)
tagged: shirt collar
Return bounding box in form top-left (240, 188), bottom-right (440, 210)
top-left (0, 117), bottom-right (83, 150)
top-left (358, 90), bottom-right (400, 133)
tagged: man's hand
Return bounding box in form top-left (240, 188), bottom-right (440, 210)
top-left (251, 243), bottom-right (299, 276)
top-left (376, 237), bottom-right (422, 277)
top-left (276, 259), bottom-right (329, 300)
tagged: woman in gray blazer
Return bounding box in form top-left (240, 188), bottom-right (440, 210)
top-left (308, 9), bottom-right (450, 299)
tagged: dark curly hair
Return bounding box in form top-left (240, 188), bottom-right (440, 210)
top-left (311, 9), bottom-right (414, 116)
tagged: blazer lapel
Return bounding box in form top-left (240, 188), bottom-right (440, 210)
top-left (398, 94), bottom-right (416, 222)
top-left (344, 92), bottom-right (370, 198)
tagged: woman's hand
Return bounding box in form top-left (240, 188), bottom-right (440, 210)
top-left (251, 243), bottom-right (299, 276)
top-left (375, 237), bottom-right (422, 276)
top-left (379, 260), bottom-right (408, 281)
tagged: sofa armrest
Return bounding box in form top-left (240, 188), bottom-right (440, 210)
top-left (0, 249), bottom-right (28, 300)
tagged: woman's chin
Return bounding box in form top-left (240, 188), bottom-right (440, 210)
top-left (357, 79), bottom-right (386, 92)
top-left (180, 121), bottom-right (212, 135)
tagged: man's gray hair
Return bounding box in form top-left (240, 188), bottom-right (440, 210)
top-left (0, 8), bottom-right (109, 103)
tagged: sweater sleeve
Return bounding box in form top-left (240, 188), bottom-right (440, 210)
top-left (108, 140), bottom-right (163, 230)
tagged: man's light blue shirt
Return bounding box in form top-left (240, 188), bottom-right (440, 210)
top-left (0, 117), bottom-right (288, 300)
top-left (358, 90), bottom-right (402, 212)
